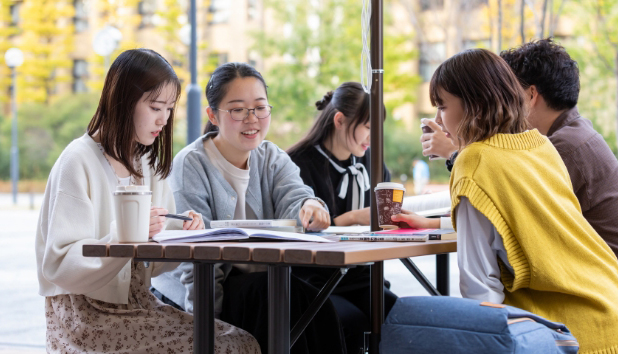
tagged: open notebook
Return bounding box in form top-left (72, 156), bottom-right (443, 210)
top-left (152, 228), bottom-right (333, 243)
top-left (403, 190), bottom-right (451, 217)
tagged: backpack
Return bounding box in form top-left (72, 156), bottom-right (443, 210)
top-left (380, 296), bottom-right (578, 354)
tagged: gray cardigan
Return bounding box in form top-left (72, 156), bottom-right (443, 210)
top-left (151, 132), bottom-right (325, 316)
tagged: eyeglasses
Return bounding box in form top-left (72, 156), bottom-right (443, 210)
top-left (214, 105), bottom-right (273, 121)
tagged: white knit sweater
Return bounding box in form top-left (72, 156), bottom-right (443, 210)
top-left (36, 134), bottom-right (182, 304)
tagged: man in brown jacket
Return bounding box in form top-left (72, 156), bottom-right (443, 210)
top-left (421, 38), bottom-right (618, 256)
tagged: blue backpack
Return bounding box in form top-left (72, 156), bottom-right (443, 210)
top-left (381, 296), bottom-right (578, 354)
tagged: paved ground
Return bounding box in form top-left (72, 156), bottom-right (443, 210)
top-left (0, 192), bottom-right (459, 352)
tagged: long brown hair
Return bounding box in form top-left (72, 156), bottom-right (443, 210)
top-left (87, 49), bottom-right (181, 179)
top-left (429, 49), bottom-right (529, 148)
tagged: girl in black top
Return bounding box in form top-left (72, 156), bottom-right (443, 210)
top-left (288, 82), bottom-right (397, 354)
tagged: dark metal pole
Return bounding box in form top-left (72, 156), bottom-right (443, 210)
top-left (369, 0), bottom-right (384, 352)
top-left (10, 67), bottom-right (18, 205)
top-left (268, 265), bottom-right (290, 354)
top-left (194, 262), bottom-right (214, 354)
top-left (436, 254), bottom-right (450, 296)
top-left (186, 0), bottom-right (202, 145)
top-left (400, 258), bottom-right (441, 296)
top-left (291, 268), bottom-right (348, 348)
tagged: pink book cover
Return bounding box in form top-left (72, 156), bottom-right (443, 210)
top-left (374, 228), bottom-right (436, 235)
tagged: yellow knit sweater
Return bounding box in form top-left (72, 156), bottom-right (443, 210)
top-left (450, 129), bottom-right (618, 354)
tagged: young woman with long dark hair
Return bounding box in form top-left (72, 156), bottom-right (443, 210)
top-left (36, 49), bottom-right (260, 353)
top-left (287, 82), bottom-right (398, 353)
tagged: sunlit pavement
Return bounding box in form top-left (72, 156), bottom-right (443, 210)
top-left (0, 193), bottom-right (459, 352)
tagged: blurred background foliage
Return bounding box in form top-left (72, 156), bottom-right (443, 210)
top-left (0, 0), bottom-right (617, 189)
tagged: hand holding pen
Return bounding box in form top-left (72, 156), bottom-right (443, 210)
top-left (150, 207), bottom-right (204, 237)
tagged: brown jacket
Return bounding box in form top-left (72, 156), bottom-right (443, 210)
top-left (547, 107), bottom-right (618, 257)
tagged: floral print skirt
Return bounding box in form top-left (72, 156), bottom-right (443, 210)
top-left (45, 261), bottom-right (261, 354)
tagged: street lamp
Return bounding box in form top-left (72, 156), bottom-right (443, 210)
top-left (4, 47), bottom-right (24, 205)
top-left (185, 0), bottom-right (202, 145)
top-left (93, 26), bottom-right (123, 69)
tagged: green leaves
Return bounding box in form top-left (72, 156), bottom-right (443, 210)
top-left (0, 93), bottom-right (99, 179)
top-left (253, 0), bottom-right (421, 155)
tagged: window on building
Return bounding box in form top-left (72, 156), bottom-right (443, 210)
top-left (73, 0), bottom-right (88, 33)
top-left (138, 0), bottom-right (157, 28)
top-left (9, 3), bottom-right (21, 26)
top-left (420, 0), bottom-right (443, 11)
top-left (208, 52), bottom-right (229, 73)
top-left (467, 0), bottom-right (488, 9)
top-left (419, 42), bottom-right (446, 82)
top-left (208, 0), bottom-right (230, 24)
top-left (247, 0), bottom-right (258, 20)
top-left (247, 50), bottom-right (259, 68)
top-left (73, 60), bottom-right (88, 93)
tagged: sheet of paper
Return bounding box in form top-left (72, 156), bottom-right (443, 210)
top-left (402, 191), bottom-right (451, 214)
top-left (322, 226), bottom-right (371, 234)
top-left (243, 229), bottom-right (333, 242)
top-left (414, 206), bottom-right (451, 217)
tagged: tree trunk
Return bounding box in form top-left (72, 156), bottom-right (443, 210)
top-left (548, 0), bottom-right (554, 37)
top-left (520, 0), bottom-right (525, 43)
top-left (498, 0), bottom-right (503, 52)
top-left (540, 0), bottom-right (548, 37)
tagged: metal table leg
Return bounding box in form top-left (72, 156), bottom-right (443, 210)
top-left (369, 261), bottom-right (384, 354)
top-left (400, 258), bottom-right (441, 296)
top-left (436, 254), bottom-right (450, 296)
top-left (291, 268), bottom-right (348, 348)
top-left (194, 262), bottom-right (215, 354)
top-left (268, 265), bottom-right (290, 354)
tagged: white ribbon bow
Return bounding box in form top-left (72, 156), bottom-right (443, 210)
top-left (314, 145), bottom-right (371, 210)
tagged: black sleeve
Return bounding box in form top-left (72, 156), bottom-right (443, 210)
top-left (290, 153), bottom-right (337, 224)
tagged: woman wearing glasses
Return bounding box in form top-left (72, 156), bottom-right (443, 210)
top-left (151, 62), bottom-right (346, 354)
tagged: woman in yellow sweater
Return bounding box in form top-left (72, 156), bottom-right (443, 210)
top-left (396, 48), bottom-right (618, 353)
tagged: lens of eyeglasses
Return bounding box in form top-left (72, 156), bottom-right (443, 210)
top-left (230, 106), bottom-right (272, 121)
top-left (254, 105), bottom-right (272, 119)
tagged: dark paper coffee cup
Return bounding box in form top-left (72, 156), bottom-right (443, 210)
top-left (374, 182), bottom-right (406, 230)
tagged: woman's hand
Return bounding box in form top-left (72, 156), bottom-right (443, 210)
top-left (299, 199), bottom-right (331, 231)
top-left (391, 210), bottom-right (440, 229)
top-left (334, 207), bottom-right (370, 226)
top-left (183, 211), bottom-right (205, 230)
top-left (420, 119), bottom-right (458, 159)
top-left (149, 207), bottom-right (168, 237)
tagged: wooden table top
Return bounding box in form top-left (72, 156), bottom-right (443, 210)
top-left (83, 240), bottom-right (457, 266)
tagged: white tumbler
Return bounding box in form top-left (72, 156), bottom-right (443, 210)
top-left (114, 185), bottom-right (152, 243)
